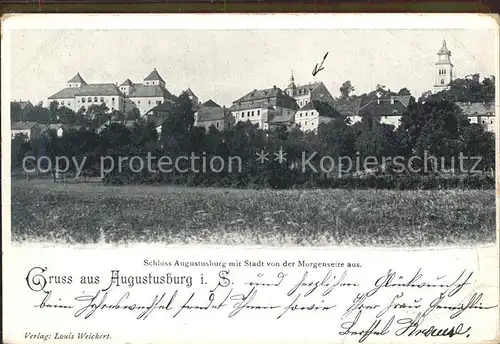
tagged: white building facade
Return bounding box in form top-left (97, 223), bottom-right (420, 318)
top-left (48, 69), bottom-right (177, 115)
top-left (231, 86), bottom-right (299, 129)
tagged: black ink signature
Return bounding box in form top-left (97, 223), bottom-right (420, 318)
top-left (339, 310), bottom-right (394, 342)
top-left (395, 312), bottom-right (471, 338)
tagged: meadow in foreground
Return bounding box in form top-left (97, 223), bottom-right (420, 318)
top-left (10, 180), bottom-right (496, 246)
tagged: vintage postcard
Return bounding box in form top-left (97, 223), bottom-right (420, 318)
top-left (2, 13), bottom-right (499, 343)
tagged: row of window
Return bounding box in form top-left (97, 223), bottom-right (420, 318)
top-left (288, 89), bottom-right (311, 96)
top-left (131, 100), bottom-right (162, 106)
top-left (469, 118), bottom-right (494, 125)
top-left (80, 97), bottom-right (115, 103)
top-left (299, 111), bottom-right (315, 117)
top-left (201, 121), bottom-right (232, 129)
top-left (438, 69), bottom-right (447, 75)
top-left (241, 110), bottom-right (261, 118)
top-left (299, 120), bottom-right (316, 127)
top-left (297, 99), bottom-right (309, 107)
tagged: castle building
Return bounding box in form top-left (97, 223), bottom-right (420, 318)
top-left (433, 39), bottom-right (454, 93)
top-left (48, 69), bottom-right (177, 116)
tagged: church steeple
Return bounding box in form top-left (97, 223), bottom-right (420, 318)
top-left (286, 70), bottom-right (297, 98)
top-left (288, 70), bottom-right (296, 89)
top-left (436, 38), bottom-right (453, 65)
top-left (433, 39), bottom-right (454, 93)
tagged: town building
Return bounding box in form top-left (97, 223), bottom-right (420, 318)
top-left (358, 95), bottom-right (411, 127)
top-left (267, 112), bottom-right (296, 131)
top-left (231, 86), bottom-right (299, 129)
top-left (185, 88), bottom-right (200, 110)
top-left (48, 69), bottom-right (177, 116)
top-left (457, 102), bottom-right (496, 132)
top-left (11, 122), bottom-right (41, 140)
top-left (11, 100), bottom-right (33, 110)
top-left (433, 39), bottom-right (454, 93)
top-left (40, 123), bottom-right (66, 137)
top-left (145, 100), bottom-right (177, 121)
top-left (294, 100), bottom-right (344, 132)
top-left (194, 100), bottom-right (234, 131)
top-left (332, 98), bottom-right (362, 124)
top-left (284, 72), bottom-right (336, 107)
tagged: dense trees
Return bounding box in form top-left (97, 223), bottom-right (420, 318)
top-left (339, 80), bottom-right (355, 100)
top-left (10, 77), bottom-right (495, 189)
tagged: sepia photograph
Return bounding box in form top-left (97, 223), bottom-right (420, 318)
top-left (7, 18), bottom-right (497, 247)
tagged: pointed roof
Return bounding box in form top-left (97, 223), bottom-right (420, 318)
top-left (144, 68), bottom-right (165, 83)
top-left (185, 88), bottom-right (198, 99)
top-left (287, 70), bottom-right (296, 89)
top-left (120, 79), bottom-right (133, 86)
top-left (437, 39), bottom-right (451, 55)
top-left (67, 73), bottom-right (86, 84)
top-left (201, 99), bottom-right (221, 107)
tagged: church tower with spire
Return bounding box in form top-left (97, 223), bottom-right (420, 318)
top-left (433, 39), bottom-right (454, 93)
top-left (286, 70), bottom-right (296, 97)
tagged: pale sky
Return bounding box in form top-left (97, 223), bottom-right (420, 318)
top-left (7, 28), bottom-right (497, 106)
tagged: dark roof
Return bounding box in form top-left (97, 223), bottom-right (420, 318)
top-left (392, 95), bottom-right (411, 107)
top-left (359, 97), bottom-right (408, 116)
top-left (49, 84), bottom-right (123, 99)
top-left (75, 84), bottom-right (123, 97)
top-left (231, 87), bottom-right (298, 111)
top-left (48, 88), bottom-right (79, 99)
top-left (11, 121), bottom-right (38, 130)
top-left (146, 100), bottom-right (177, 115)
top-left (332, 98), bottom-right (362, 117)
top-left (297, 100), bottom-right (343, 118)
top-left (294, 82), bottom-right (321, 92)
top-left (120, 79), bottom-right (133, 86)
top-left (201, 99), bottom-right (221, 107)
top-left (129, 84), bottom-right (176, 100)
top-left (456, 102), bottom-right (495, 116)
top-left (197, 106), bottom-right (231, 122)
top-left (144, 68), bottom-right (165, 83)
top-left (234, 87), bottom-right (282, 103)
top-left (269, 113), bottom-right (295, 124)
top-left (185, 88), bottom-right (198, 99)
top-left (285, 82), bottom-right (335, 103)
top-left (67, 73), bottom-right (86, 84)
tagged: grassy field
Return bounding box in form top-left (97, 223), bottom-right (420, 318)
top-left (10, 180), bottom-right (496, 247)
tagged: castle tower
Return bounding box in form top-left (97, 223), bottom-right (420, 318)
top-left (67, 73), bottom-right (87, 88)
top-left (286, 70), bottom-right (296, 97)
top-left (433, 39), bottom-right (454, 93)
top-left (143, 68), bottom-right (166, 87)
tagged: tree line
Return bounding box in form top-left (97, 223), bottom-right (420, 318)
top-left (11, 75), bottom-right (495, 189)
